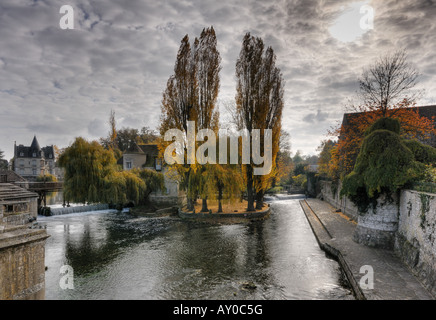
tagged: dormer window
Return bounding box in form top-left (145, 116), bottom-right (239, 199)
top-left (20, 152), bottom-right (24, 157)
top-left (32, 152), bottom-right (36, 157)
top-left (49, 154), bottom-right (53, 159)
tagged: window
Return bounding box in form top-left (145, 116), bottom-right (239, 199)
top-left (32, 168), bottom-right (37, 175)
top-left (0, 175), bottom-right (7, 183)
top-left (49, 154), bottom-right (53, 159)
top-left (126, 161), bottom-right (132, 169)
top-left (20, 152), bottom-right (24, 156)
top-left (32, 160), bottom-right (36, 166)
top-left (33, 152), bottom-right (36, 157)
top-left (155, 158), bottom-right (162, 171)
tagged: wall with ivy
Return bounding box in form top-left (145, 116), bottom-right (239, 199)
top-left (395, 190), bottom-right (436, 297)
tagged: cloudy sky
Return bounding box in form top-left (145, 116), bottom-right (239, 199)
top-left (1, 0), bottom-right (436, 160)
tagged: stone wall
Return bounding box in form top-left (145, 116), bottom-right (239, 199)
top-left (318, 180), bottom-right (359, 221)
top-left (352, 194), bottom-right (399, 250)
top-left (319, 181), bottom-right (436, 296)
top-left (0, 184), bottom-right (48, 300)
top-left (2, 198), bottom-right (38, 226)
top-left (0, 228), bottom-right (49, 300)
top-left (149, 194), bottom-right (186, 207)
top-left (395, 190), bottom-right (436, 297)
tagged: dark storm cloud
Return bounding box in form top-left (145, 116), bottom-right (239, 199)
top-left (0, 0), bottom-right (436, 160)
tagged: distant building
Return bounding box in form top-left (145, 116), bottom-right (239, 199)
top-left (120, 143), bottom-right (162, 172)
top-left (340, 105), bottom-right (436, 147)
top-left (13, 136), bottom-right (58, 181)
top-left (308, 165), bottom-right (319, 173)
top-left (119, 143), bottom-right (183, 205)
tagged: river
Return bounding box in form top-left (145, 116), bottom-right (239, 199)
top-left (39, 196), bottom-right (354, 300)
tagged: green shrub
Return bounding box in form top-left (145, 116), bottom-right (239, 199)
top-left (267, 186), bottom-right (283, 194)
top-left (292, 174), bottom-right (307, 188)
top-left (364, 116), bottom-right (401, 135)
top-left (36, 173), bottom-right (57, 182)
top-left (403, 139), bottom-right (436, 165)
top-left (341, 118), bottom-right (420, 213)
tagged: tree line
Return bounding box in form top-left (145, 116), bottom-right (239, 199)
top-left (159, 27), bottom-right (287, 212)
top-left (55, 26), bottom-right (293, 212)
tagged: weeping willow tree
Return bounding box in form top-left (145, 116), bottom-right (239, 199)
top-left (58, 137), bottom-right (164, 206)
top-left (341, 117), bottom-right (434, 213)
top-left (130, 168), bottom-right (165, 199)
top-left (204, 163), bottom-right (244, 213)
top-left (58, 137), bottom-right (114, 203)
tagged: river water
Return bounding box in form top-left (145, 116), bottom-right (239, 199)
top-left (39, 196), bottom-right (354, 300)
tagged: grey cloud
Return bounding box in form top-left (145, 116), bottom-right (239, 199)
top-left (302, 110), bottom-right (329, 124)
top-left (1, 0), bottom-right (436, 160)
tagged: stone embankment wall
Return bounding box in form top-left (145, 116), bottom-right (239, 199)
top-left (0, 183), bottom-right (49, 300)
top-left (0, 228), bottom-right (49, 300)
top-left (318, 181), bottom-right (359, 221)
top-left (395, 190), bottom-right (436, 297)
top-left (319, 180), bottom-right (436, 297)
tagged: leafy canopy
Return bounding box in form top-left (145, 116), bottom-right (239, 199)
top-left (341, 117), bottom-right (434, 213)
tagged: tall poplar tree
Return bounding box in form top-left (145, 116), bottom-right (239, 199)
top-left (235, 33), bottom-right (284, 211)
top-left (159, 27), bottom-right (221, 211)
top-left (195, 26), bottom-right (221, 212)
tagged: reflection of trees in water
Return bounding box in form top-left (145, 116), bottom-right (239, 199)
top-left (158, 220), bottom-right (274, 299)
top-left (46, 191), bottom-right (64, 205)
top-left (62, 214), bottom-right (177, 276)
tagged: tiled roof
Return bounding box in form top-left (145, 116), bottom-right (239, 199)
top-left (0, 183), bottom-right (37, 201)
top-left (0, 169), bottom-right (26, 183)
top-left (340, 105), bottom-right (436, 147)
top-left (342, 105), bottom-right (436, 127)
top-left (139, 144), bottom-right (159, 157)
top-left (30, 135), bottom-right (41, 152)
top-left (15, 136), bottom-right (55, 159)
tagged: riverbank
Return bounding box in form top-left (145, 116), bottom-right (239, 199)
top-left (300, 198), bottom-right (434, 300)
top-left (179, 200), bottom-right (271, 224)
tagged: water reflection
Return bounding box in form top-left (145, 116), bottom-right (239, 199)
top-left (40, 198), bottom-right (354, 300)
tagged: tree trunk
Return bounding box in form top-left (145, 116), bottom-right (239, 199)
top-left (187, 197), bottom-right (194, 211)
top-left (218, 185), bottom-right (223, 213)
top-left (255, 190), bottom-right (264, 210)
top-left (201, 197), bottom-right (208, 212)
top-left (246, 165), bottom-right (255, 211)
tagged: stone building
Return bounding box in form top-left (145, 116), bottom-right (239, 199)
top-left (119, 143), bottom-right (183, 205)
top-left (0, 181), bottom-right (49, 299)
top-left (13, 136), bottom-right (57, 181)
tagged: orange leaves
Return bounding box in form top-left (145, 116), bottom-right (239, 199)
top-left (328, 101), bottom-right (435, 179)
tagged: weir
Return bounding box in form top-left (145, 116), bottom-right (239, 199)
top-left (45, 204), bottom-right (110, 216)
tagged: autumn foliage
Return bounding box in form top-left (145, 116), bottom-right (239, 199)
top-left (327, 100), bottom-right (436, 180)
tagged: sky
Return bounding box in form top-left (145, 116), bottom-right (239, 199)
top-left (1, 0), bottom-right (436, 161)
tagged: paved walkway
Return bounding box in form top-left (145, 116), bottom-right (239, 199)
top-left (300, 198), bottom-right (434, 300)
